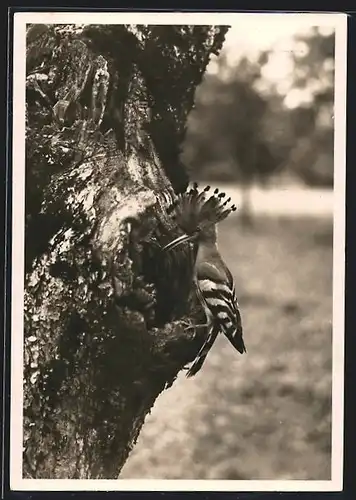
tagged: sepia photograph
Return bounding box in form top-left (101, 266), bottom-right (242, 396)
top-left (10, 11), bottom-right (346, 492)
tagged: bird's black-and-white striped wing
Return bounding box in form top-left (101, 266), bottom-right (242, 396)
top-left (197, 262), bottom-right (246, 355)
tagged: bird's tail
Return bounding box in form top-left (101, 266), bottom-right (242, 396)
top-left (221, 320), bottom-right (247, 355)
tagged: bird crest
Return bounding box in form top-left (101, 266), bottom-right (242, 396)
top-left (167, 182), bottom-right (237, 235)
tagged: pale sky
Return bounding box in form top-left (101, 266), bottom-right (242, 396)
top-left (222, 14), bottom-right (335, 53)
top-left (207, 13), bottom-right (336, 108)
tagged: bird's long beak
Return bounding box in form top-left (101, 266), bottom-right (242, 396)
top-left (162, 233), bottom-right (196, 251)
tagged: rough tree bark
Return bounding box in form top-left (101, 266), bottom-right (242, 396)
top-left (23, 24), bottom-right (229, 479)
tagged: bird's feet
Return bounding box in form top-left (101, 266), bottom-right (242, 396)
top-left (180, 319), bottom-right (210, 332)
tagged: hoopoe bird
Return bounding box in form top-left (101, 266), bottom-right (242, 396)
top-left (162, 183), bottom-right (246, 377)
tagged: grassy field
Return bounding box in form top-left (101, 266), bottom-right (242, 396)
top-left (120, 213), bottom-right (333, 480)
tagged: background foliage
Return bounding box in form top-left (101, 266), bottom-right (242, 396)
top-left (182, 27), bottom-right (334, 189)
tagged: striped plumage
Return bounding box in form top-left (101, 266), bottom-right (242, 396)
top-left (162, 183), bottom-right (246, 377)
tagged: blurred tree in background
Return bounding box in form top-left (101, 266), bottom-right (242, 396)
top-left (181, 26), bottom-right (335, 209)
top-left (287, 27), bottom-right (335, 186)
top-left (182, 54), bottom-right (280, 222)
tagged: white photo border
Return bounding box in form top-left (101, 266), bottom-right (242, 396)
top-left (10, 10), bottom-right (347, 492)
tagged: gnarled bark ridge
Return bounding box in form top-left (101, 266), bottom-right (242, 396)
top-left (23, 23), bottom-right (229, 478)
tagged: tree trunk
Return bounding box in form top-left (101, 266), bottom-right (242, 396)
top-left (24, 23), bottom-right (228, 478)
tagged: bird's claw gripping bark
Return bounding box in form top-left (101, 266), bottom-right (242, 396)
top-left (180, 319), bottom-right (210, 333)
